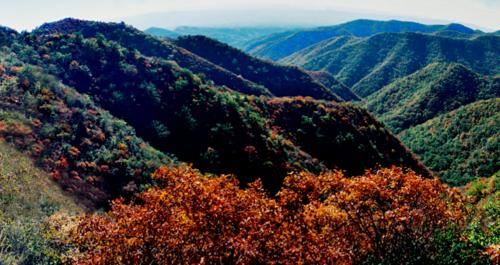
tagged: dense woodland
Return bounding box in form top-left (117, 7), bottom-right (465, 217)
top-left (174, 35), bottom-right (342, 101)
top-left (365, 63), bottom-right (499, 133)
top-left (280, 33), bottom-right (499, 97)
top-left (0, 18), bottom-right (498, 264)
top-left (400, 99), bottom-right (499, 185)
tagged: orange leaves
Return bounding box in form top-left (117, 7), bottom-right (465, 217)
top-left (485, 245), bottom-right (500, 264)
top-left (32, 118), bottom-right (43, 127)
top-left (55, 156), bottom-right (69, 169)
top-left (117, 142), bottom-right (128, 152)
top-left (72, 166), bottom-right (466, 264)
top-left (51, 171), bottom-right (61, 181)
top-left (325, 167), bottom-right (466, 261)
top-left (243, 145), bottom-right (257, 156)
top-left (0, 121), bottom-right (33, 136)
top-left (69, 146), bottom-right (81, 157)
top-left (10, 66), bottom-right (22, 73)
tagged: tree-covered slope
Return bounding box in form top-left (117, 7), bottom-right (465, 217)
top-left (3, 25), bottom-right (429, 194)
top-left (399, 98), bottom-right (500, 185)
top-left (174, 35), bottom-right (342, 101)
top-left (0, 60), bottom-right (173, 208)
top-left (261, 97), bottom-right (427, 178)
top-left (365, 63), bottom-right (500, 132)
top-left (282, 33), bottom-right (500, 97)
top-left (0, 26), bottom-right (17, 46)
top-left (34, 18), bottom-right (271, 97)
top-left (35, 18), bottom-right (343, 101)
top-left (246, 19), bottom-right (479, 61)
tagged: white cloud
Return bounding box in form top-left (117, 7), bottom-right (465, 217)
top-left (0, 0), bottom-right (498, 31)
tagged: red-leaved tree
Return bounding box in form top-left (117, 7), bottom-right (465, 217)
top-left (71, 166), bottom-right (466, 264)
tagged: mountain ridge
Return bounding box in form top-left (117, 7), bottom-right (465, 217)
top-left (282, 32), bottom-right (500, 97)
top-left (174, 35), bottom-right (343, 101)
top-left (246, 19), bottom-right (481, 60)
top-left (364, 63), bottom-right (500, 132)
top-left (0, 20), bottom-right (431, 206)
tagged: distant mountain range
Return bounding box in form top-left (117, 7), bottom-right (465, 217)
top-left (144, 27), bottom-right (180, 38)
top-left (4, 17), bottom-right (495, 189)
top-left (146, 26), bottom-right (294, 48)
top-left (245, 19), bottom-right (484, 60)
top-left (173, 35), bottom-right (344, 101)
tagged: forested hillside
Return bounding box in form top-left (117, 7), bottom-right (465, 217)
top-left (365, 63), bottom-right (500, 132)
top-left (0, 58), bottom-right (172, 207)
top-left (400, 99), bottom-right (500, 185)
top-left (307, 70), bottom-right (360, 101)
top-left (281, 32), bottom-right (499, 97)
top-left (174, 35), bottom-right (342, 100)
top-left (35, 18), bottom-right (271, 97)
top-left (1, 20), bottom-right (429, 199)
top-left (257, 21), bottom-right (499, 188)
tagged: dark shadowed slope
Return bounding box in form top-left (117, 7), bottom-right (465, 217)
top-left (307, 70), bottom-right (360, 101)
top-left (364, 63), bottom-right (500, 132)
top-left (282, 33), bottom-right (499, 97)
top-left (174, 35), bottom-right (342, 101)
top-left (246, 19), bottom-right (480, 60)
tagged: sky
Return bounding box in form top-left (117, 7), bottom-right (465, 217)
top-left (0, 0), bottom-right (498, 31)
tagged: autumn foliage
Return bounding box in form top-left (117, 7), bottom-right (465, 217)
top-left (72, 166), bottom-right (466, 264)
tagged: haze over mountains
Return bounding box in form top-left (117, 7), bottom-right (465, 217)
top-left (245, 19), bottom-right (484, 60)
top-left (146, 26), bottom-right (295, 48)
top-left (125, 9), bottom-right (446, 31)
top-left (0, 15), bottom-right (498, 264)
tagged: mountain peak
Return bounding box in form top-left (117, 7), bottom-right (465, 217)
top-left (34, 18), bottom-right (127, 35)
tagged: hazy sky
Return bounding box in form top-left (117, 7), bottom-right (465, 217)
top-left (0, 0), bottom-right (498, 31)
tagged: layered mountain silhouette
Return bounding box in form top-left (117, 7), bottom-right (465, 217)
top-left (147, 26), bottom-right (292, 48)
top-left (245, 19), bottom-right (481, 60)
top-left (1, 16), bottom-right (498, 264)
